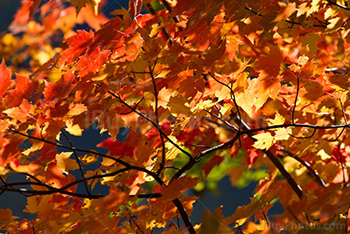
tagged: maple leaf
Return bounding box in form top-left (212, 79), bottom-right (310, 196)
top-left (202, 155), bottom-right (224, 177)
top-left (3, 99), bottom-right (32, 123)
top-left (78, 4), bottom-right (108, 30)
top-left (167, 95), bottom-right (192, 116)
top-left (59, 30), bottom-right (94, 67)
top-left (254, 44), bottom-right (284, 78)
top-left (301, 32), bottom-right (324, 53)
top-left (0, 60), bottom-right (11, 97)
top-left (267, 113), bottom-right (285, 126)
top-left (253, 132), bottom-right (274, 150)
top-left (4, 0), bottom-right (350, 232)
top-left (44, 70), bottom-right (76, 101)
top-left (56, 152), bottom-right (79, 173)
top-left (71, 0), bottom-right (101, 15)
top-left (75, 47), bottom-right (110, 76)
top-left (97, 129), bottom-right (141, 158)
top-left (129, 0), bottom-right (143, 18)
top-left (158, 176), bottom-right (200, 201)
top-left (5, 74), bottom-right (37, 108)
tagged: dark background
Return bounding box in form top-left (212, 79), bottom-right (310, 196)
top-left (0, 0), bottom-right (282, 229)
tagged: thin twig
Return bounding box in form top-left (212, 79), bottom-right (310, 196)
top-left (61, 130), bottom-right (91, 196)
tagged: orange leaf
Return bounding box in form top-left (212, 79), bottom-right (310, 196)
top-left (29, 0), bottom-right (41, 20)
top-left (6, 74), bottom-right (37, 108)
top-left (0, 59), bottom-right (11, 97)
top-left (159, 176), bottom-right (200, 201)
top-left (44, 70), bottom-right (76, 101)
top-left (59, 30), bottom-right (94, 66)
top-left (75, 47), bottom-right (110, 76)
top-left (3, 99), bottom-right (31, 123)
top-left (254, 45), bottom-right (284, 78)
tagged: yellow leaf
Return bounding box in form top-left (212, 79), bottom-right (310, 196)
top-left (195, 99), bottom-right (215, 110)
top-left (215, 85), bottom-right (231, 102)
top-left (34, 50), bottom-right (51, 65)
top-left (324, 8), bottom-right (338, 20)
top-left (172, 117), bottom-right (190, 136)
top-left (71, 0), bottom-right (101, 15)
top-left (81, 154), bottom-right (98, 165)
top-left (56, 152), bottom-right (78, 173)
top-left (297, 55), bottom-right (309, 66)
top-left (220, 103), bottom-right (233, 116)
top-left (317, 149), bottom-right (332, 160)
top-left (46, 67), bottom-right (63, 83)
top-left (307, 0), bottom-right (321, 16)
top-left (67, 103), bottom-right (87, 117)
top-left (165, 136), bottom-right (182, 160)
top-left (65, 119), bottom-right (83, 136)
top-left (253, 132), bottom-right (274, 150)
top-left (274, 128), bottom-right (290, 141)
top-left (267, 113), bottom-right (285, 126)
top-left (325, 17), bottom-right (343, 34)
top-left (91, 73), bottom-right (108, 81)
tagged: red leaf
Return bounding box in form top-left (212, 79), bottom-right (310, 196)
top-left (97, 129), bottom-right (141, 158)
top-left (44, 70), bottom-right (76, 101)
top-left (59, 30), bottom-right (94, 66)
top-left (247, 148), bottom-right (259, 169)
top-left (0, 59), bottom-right (12, 97)
top-left (75, 47), bottom-right (110, 76)
top-left (6, 74), bottom-right (37, 108)
top-left (129, 0), bottom-right (143, 17)
top-left (202, 155), bottom-right (224, 177)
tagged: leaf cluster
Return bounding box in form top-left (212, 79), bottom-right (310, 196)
top-left (1, 0), bottom-right (350, 233)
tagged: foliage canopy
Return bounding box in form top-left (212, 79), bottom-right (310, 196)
top-left (1, 0), bottom-right (350, 233)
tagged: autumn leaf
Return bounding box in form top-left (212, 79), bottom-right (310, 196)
top-left (3, 99), bottom-right (32, 123)
top-left (97, 129), bottom-right (141, 158)
top-left (159, 176), bottom-right (200, 201)
top-left (274, 2), bottom-right (296, 22)
top-left (301, 32), bottom-right (324, 53)
top-left (254, 44), bottom-right (284, 77)
top-left (0, 59), bottom-right (11, 97)
top-left (29, 0), bottom-right (41, 20)
top-left (167, 95), bottom-right (192, 116)
top-left (44, 70), bottom-right (76, 101)
top-left (165, 136), bottom-right (182, 160)
top-left (59, 30), bottom-right (94, 67)
top-left (0, 209), bottom-right (18, 227)
top-left (129, 0), bottom-right (143, 18)
top-left (3, 0), bottom-right (350, 233)
top-left (253, 132), bottom-right (274, 150)
top-left (75, 47), bottom-right (110, 77)
top-left (266, 113), bottom-right (285, 126)
top-left (226, 198), bottom-right (265, 227)
top-left (56, 152), bottom-right (79, 173)
top-left (198, 210), bottom-right (220, 234)
top-left (71, 0), bottom-right (101, 15)
top-left (6, 74), bottom-right (37, 108)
